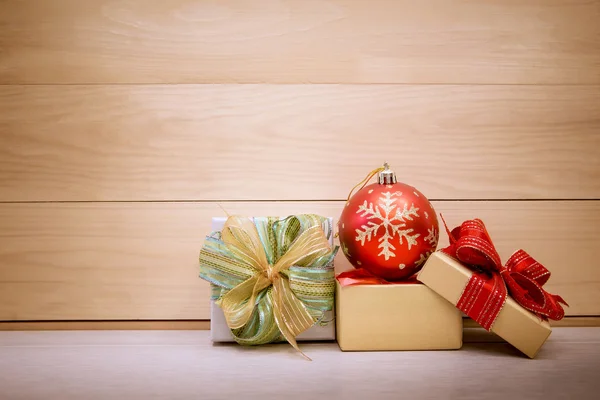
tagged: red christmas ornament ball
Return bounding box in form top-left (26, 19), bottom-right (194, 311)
top-left (338, 174), bottom-right (439, 281)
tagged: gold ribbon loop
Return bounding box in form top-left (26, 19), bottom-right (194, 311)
top-left (216, 215), bottom-right (332, 358)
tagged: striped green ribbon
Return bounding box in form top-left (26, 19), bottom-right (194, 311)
top-left (199, 215), bottom-right (337, 347)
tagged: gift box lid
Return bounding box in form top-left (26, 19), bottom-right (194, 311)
top-left (418, 251), bottom-right (552, 358)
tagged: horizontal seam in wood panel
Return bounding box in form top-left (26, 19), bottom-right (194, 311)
top-left (1, 199), bottom-right (598, 204)
top-left (0, 319), bottom-right (211, 323)
top-left (2, 83), bottom-right (600, 87)
top-left (0, 320), bottom-right (211, 331)
top-left (8, 316), bottom-right (599, 323)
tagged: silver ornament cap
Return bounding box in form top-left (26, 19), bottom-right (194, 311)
top-left (378, 162), bottom-right (397, 184)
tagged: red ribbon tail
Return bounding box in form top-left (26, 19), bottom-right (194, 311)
top-left (553, 294), bottom-right (569, 308)
top-left (336, 269), bottom-right (421, 286)
top-left (336, 269), bottom-right (393, 286)
top-left (439, 213), bottom-right (455, 243)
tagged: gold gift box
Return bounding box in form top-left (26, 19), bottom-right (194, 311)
top-left (335, 281), bottom-right (463, 351)
top-left (418, 252), bottom-right (552, 358)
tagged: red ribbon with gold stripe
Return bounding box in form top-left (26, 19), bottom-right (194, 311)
top-left (441, 217), bottom-right (568, 330)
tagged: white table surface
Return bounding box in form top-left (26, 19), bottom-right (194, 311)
top-left (1, 328), bottom-right (599, 400)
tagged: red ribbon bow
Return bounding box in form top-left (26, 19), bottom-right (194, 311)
top-left (442, 217), bottom-right (567, 330)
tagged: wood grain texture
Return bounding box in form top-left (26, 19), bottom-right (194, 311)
top-left (1, 330), bottom-right (600, 400)
top-left (1, 0), bottom-right (599, 84)
top-left (0, 201), bottom-right (597, 321)
top-left (1, 84), bottom-right (599, 201)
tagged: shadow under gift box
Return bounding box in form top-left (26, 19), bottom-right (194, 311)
top-left (209, 216), bottom-right (336, 343)
top-left (336, 280), bottom-right (463, 351)
top-left (418, 252), bottom-right (552, 358)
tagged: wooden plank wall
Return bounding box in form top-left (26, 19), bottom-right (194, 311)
top-left (0, 0), bottom-right (599, 326)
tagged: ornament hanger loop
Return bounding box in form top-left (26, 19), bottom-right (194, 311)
top-left (345, 165), bottom-right (386, 202)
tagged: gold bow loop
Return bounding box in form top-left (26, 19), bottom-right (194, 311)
top-left (217, 216), bottom-right (332, 357)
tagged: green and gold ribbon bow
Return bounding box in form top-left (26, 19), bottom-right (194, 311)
top-left (199, 214), bottom-right (337, 358)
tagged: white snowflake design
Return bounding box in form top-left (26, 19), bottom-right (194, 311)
top-left (415, 250), bottom-right (434, 268)
top-left (342, 243), bottom-right (350, 258)
top-left (424, 226), bottom-right (438, 247)
top-left (355, 191), bottom-right (421, 260)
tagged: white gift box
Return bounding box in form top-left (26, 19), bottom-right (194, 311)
top-left (209, 217), bottom-right (336, 343)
